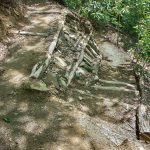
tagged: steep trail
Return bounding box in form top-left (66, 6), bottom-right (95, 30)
top-left (0, 3), bottom-right (149, 150)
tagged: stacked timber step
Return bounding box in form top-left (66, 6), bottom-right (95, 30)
top-left (29, 11), bottom-right (102, 91)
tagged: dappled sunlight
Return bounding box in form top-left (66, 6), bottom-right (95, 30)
top-left (74, 110), bottom-right (136, 147)
top-left (27, 4), bottom-right (60, 12)
top-left (24, 40), bottom-right (46, 52)
top-left (0, 1), bottom-right (148, 149)
top-left (17, 102), bottom-right (29, 113)
top-left (5, 69), bottom-right (27, 87)
top-left (0, 124), bottom-right (15, 149)
top-left (0, 101), bottom-right (4, 107)
top-left (17, 115), bottom-right (34, 123)
top-left (15, 135), bottom-right (27, 150)
top-left (68, 97), bottom-right (75, 102)
top-left (21, 119), bottom-right (49, 135)
top-left (0, 99), bottom-right (17, 116)
top-left (78, 104), bottom-right (90, 113)
top-left (5, 56), bottom-right (15, 63)
top-left (99, 42), bottom-right (130, 67)
top-left (67, 86), bottom-right (137, 124)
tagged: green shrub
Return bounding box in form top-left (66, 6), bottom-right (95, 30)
top-left (64, 0), bottom-right (150, 62)
top-left (64, 0), bottom-right (82, 10)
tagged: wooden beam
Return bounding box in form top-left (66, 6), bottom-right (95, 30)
top-left (67, 34), bottom-right (91, 86)
top-left (30, 16), bottom-right (66, 78)
top-left (136, 104), bottom-right (150, 141)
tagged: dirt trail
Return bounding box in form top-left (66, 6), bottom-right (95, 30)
top-left (0, 3), bottom-right (149, 150)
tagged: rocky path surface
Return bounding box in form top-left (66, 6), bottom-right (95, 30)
top-left (0, 3), bottom-right (149, 150)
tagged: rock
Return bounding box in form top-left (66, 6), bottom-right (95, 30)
top-left (30, 80), bottom-right (49, 91)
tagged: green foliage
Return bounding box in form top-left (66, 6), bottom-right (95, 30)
top-left (136, 16), bottom-right (150, 62)
top-left (64, 0), bottom-right (150, 63)
top-left (136, 1), bottom-right (150, 62)
top-left (79, 0), bottom-right (148, 33)
top-left (80, 0), bottom-right (115, 25)
top-left (64, 0), bottom-right (82, 10)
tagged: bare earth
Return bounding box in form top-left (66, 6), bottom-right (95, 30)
top-left (0, 3), bottom-right (150, 150)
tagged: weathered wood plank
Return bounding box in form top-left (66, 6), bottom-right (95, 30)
top-left (136, 104), bottom-right (150, 141)
top-left (89, 37), bottom-right (100, 55)
top-left (67, 34), bottom-right (92, 86)
top-left (30, 17), bottom-right (66, 78)
top-left (85, 47), bottom-right (95, 59)
top-left (67, 49), bottom-right (84, 86)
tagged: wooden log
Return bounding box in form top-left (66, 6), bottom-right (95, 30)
top-left (80, 61), bottom-right (93, 73)
top-left (63, 32), bottom-right (83, 50)
top-left (48, 20), bottom-right (65, 58)
top-left (11, 30), bottom-right (49, 37)
top-left (92, 85), bottom-right (136, 92)
top-left (30, 80), bottom-right (49, 91)
top-left (84, 53), bottom-right (93, 63)
top-left (30, 17), bottom-right (65, 78)
top-left (136, 104), bottom-right (150, 141)
top-left (67, 34), bottom-right (91, 86)
top-left (85, 47), bottom-right (95, 59)
top-left (54, 56), bottom-right (67, 69)
top-left (83, 55), bottom-right (93, 69)
top-left (30, 11), bottom-right (62, 15)
top-left (30, 58), bottom-right (48, 78)
top-left (89, 37), bottom-right (101, 55)
top-left (92, 79), bottom-right (136, 89)
top-left (86, 44), bottom-right (99, 57)
top-left (74, 35), bottom-right (83, 48)
top-left (61, 31), bottom-right (75, 47)
top-left (67, 49), bottom-right (84, 86)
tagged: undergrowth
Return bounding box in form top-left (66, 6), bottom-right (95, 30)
top-left (63, 0), bottom-right (150, 64)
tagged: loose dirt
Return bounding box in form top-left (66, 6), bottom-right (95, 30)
top-left (0, 2), bottom-right (149, 150)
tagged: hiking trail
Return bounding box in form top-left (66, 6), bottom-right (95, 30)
top-left (0, 3), bottom-right (149, 150)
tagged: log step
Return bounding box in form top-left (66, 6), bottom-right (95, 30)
top-left (136, 104), bottom-right (150, 141)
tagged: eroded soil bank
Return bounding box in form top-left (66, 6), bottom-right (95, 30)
top-left (0, 2), bottom-right (149, 150)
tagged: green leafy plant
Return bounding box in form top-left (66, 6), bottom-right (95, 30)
top-left (64, 0), bottom-right (82, 10)
top-left (64, 0), bottom-right (150, 64)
